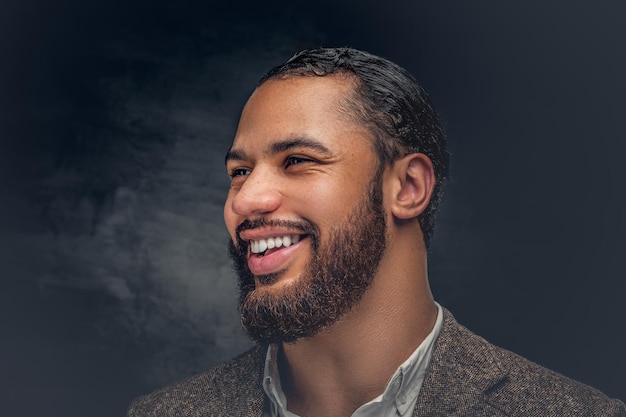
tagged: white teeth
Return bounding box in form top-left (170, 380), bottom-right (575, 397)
top-left (249, 235), bottom-right (302, 254)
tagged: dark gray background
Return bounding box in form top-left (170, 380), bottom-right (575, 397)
top-left (1, 1), bottom-right (624, 416)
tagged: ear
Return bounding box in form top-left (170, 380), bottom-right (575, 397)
top-left (386, 153), bottom-right (435, 220)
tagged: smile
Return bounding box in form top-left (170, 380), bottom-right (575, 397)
top-left (244, 233), bottom-right (310, 276)
top-left (249, 235), bottom-right (303, 256)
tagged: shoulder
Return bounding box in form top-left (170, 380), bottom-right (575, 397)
top-left (489, 341), bottom-right (625, 416)
top-left (127, 344), bottom-right (267, 417)
top-left (418, 309), bottom-right (626, 417)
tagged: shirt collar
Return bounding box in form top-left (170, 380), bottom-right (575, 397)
top-left (263, 303), bottom-right (444, 417)
top-left (263, 344), bottom-right (290, 416)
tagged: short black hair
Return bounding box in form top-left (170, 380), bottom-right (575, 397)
top-left (259, 47), bottom-right (449, 247)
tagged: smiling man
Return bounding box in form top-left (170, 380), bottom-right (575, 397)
top-left (128, 48), bottom-right (625, 417)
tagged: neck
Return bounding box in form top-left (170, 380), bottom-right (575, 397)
top-left (279, 224), bottom-right (437, 417)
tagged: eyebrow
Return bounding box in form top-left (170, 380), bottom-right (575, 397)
top-left (224, 148), bottom-right (248, 165)
top-left (225, 136), bottom-right (332, 165)
top-left (270, 137), bottom-right (332, 156)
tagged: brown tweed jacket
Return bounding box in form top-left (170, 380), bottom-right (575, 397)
top-left (128, 309), bottom-right (626, 416)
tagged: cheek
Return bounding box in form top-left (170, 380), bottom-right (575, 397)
top-left (295, 182), bottom-right (364, 229)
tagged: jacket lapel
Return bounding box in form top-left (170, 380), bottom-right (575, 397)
top-left (412, 309), bottom-right (509, 417)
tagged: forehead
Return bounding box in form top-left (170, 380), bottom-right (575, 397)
top-left (230, 75), bottom-right (372, 154)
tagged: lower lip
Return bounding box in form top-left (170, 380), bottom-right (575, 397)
top-left (247, 238), bottom-right (307, 276)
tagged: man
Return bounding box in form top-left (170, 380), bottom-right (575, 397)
top-left (128, 47), bottom-right (625, 417)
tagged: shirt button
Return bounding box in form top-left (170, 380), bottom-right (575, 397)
top-left (398, 394), bottom-right (407, 404)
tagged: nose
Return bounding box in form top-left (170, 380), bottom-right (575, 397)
top-left (227, 166), bottom-right (282, 218)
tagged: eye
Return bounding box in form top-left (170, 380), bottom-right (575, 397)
top-left (229, 167), bottom-right (252, 178)
top-left (285, 155), bottom-right (313, 168)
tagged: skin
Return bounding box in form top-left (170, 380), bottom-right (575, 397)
top-left (224, 75), bottom-right (438, 417)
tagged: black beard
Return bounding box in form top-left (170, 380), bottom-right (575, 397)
top-left (228, 171), bottom-right (387, 344)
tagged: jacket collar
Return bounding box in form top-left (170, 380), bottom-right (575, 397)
top-left (412, 308), bottom-right (509, 416)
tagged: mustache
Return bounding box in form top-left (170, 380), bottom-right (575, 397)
top-left (236, 218), bottom-right (317, 237)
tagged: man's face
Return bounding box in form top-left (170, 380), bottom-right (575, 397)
top-left (224, 76), bottom-right (388, 343)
